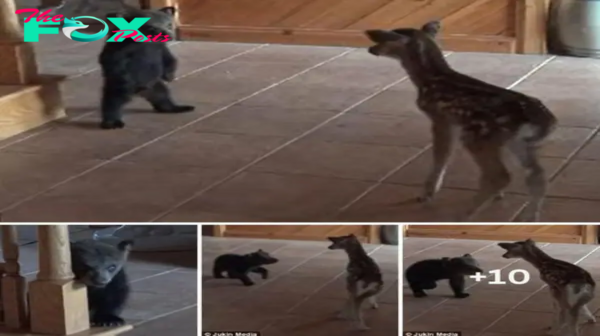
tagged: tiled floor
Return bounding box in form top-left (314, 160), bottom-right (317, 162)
top-left (201, 236), bottom-right (398, 336)
top-left (403, 237), bottom-right (600, 336)
top-left (12, 225), bottom-right (198, 336)
top-left (3, 33), bottom-right (600, 221)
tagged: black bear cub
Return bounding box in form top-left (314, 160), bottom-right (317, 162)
top-left (71, 239), bottom-right (134, 327)
top-left (405, 254), bottom-right (483, 298)
top-left (213, 249), bottom-right (278, 286)
top-left (98, 5), bottom-right (195, 129)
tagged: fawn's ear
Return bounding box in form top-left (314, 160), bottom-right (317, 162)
top-left (524, 238), bottom-right (534, 244)
top-left (365, 29), bottom-right (406, 44)
top-left (463, 253), bottom-right (472, 257)
top-left (421, 21), bottom-right (441, 37)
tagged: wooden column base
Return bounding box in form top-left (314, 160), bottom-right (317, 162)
top-left (0, 74), bottom-right (66, 141)
top-left (1, 276), bottom-right (28, 329)
top-left (0, 42), bottom-right (38, 85)
top-left (0, 325), bottom-right (134, 336)
top-left (28, 279), bottom-right (90, 335)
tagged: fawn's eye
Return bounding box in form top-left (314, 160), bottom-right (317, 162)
top-left (107, 265), bottom-right (117, 272)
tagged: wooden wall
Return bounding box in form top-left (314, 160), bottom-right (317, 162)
top-left (212, 225), bottom-right (381, 243)
top-left (404, 225), bottom-right (598, 244)
top-left (173, 0), bottom-right (549, 54)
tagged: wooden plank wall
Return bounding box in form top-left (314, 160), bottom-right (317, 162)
top-left (171, 0), bottom-right (549, 54)
top-left (405, 225), bottom-right (598, 244)
top-left (213, 225), bottom-right (381, 243)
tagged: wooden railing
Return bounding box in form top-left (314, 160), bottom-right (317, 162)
top-left (0, 225), bottom-right (28, 330)
top-left (0, 226), bottom-right (91, 335)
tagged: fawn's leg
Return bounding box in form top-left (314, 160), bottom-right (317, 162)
top-left (507, 138), bottom-right (546, 222)
top-left (580, 304), bottom-right (596, 323)
top-left (460, 139), bottom-right (511, 221)
top-left (419, 122), bottom-right (457, 203)
top-left (338, 276), bottom-right (358, 320)
top-left (548, 288), bottom-right (563, 335)
top-left (567, 304), bottom-right (584, 336)
top-left (369, 296), bottom-right (378, 309)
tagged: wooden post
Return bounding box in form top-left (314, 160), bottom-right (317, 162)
top-left (29, 225), bottom-right (90, 335)
top-left (581, 225), bottom-right (597, 245)
top-left (212, 225), bottom-right (226, 237)
top-left (0, 0), bottom-right (39, 84)
top-left (515, 0), bottom-right (551, 54)
top-left (1, 225), bottom-right (28, 329)
top-left (367, 225), bottom-right (380, 244)
top-left (139, 0), bottom-right (181, 38)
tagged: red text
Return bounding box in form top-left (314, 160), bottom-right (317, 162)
top-left (112, 30), bottom-right (171, 42)
top-left (16, 8), bottom-right (64, 23)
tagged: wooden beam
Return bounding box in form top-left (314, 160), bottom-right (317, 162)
top-left (212, 225), bottom-right (226, 237)
top-left (515, 0), bottom-right (550, 54)
top-left (405, 228), bottom-right (582, 244)
top-left (0, 0), bottom-right (39, 85)
top-left (581, 225), bottom-right (597, 245)
top-left (367, 225), bottom-right (380, 244)
top-left (0, 0), bottom-right (66, 142)
top-left (138, 0), bottom-right (181, 38)
top-left (179, 25), bottom-right (516, 53)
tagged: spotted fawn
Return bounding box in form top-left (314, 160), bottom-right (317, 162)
top-left (499, 239), bottom-right (595, 336)
top-left (364, 21), bottom-right (557, 222)
top-left (327, 234), bottom-right (383, 331)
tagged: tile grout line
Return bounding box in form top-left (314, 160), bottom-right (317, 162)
top-left (133, 303), bottom-right (197, 327)
top-left (406, 240), bottom-right (521, 324)
top-left (203, 236), bottom-right (266, 256)
top-left (402, 239), bottom-right (451, 259)
top-left (151, 54), bottom-right (413, 221)
top-left (259, 245), bottom-right (385, 333)
top-left (0, 48), bottom-right (355, 214)
top-left (172, 44), bottom-right (269, 81)
top-left (0, 44), bottom-right (269, 152)
top-left (510, 128), bottom-right (600, 221)
top-left (336, 145), bottom-right (431, 215)
top-left (508, 55), bottom-right (600, 221)
top-left (330, 52), bottom-right (460, 215)
top-left (330, 51), bottom-right (453, 214)
top-left (337, 55), bottom-right (558, 219)
top-left (474, 244), bottom-right (600, 336)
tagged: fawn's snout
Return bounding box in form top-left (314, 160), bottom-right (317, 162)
top-left (368, 45), bottom-right (380, 56)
